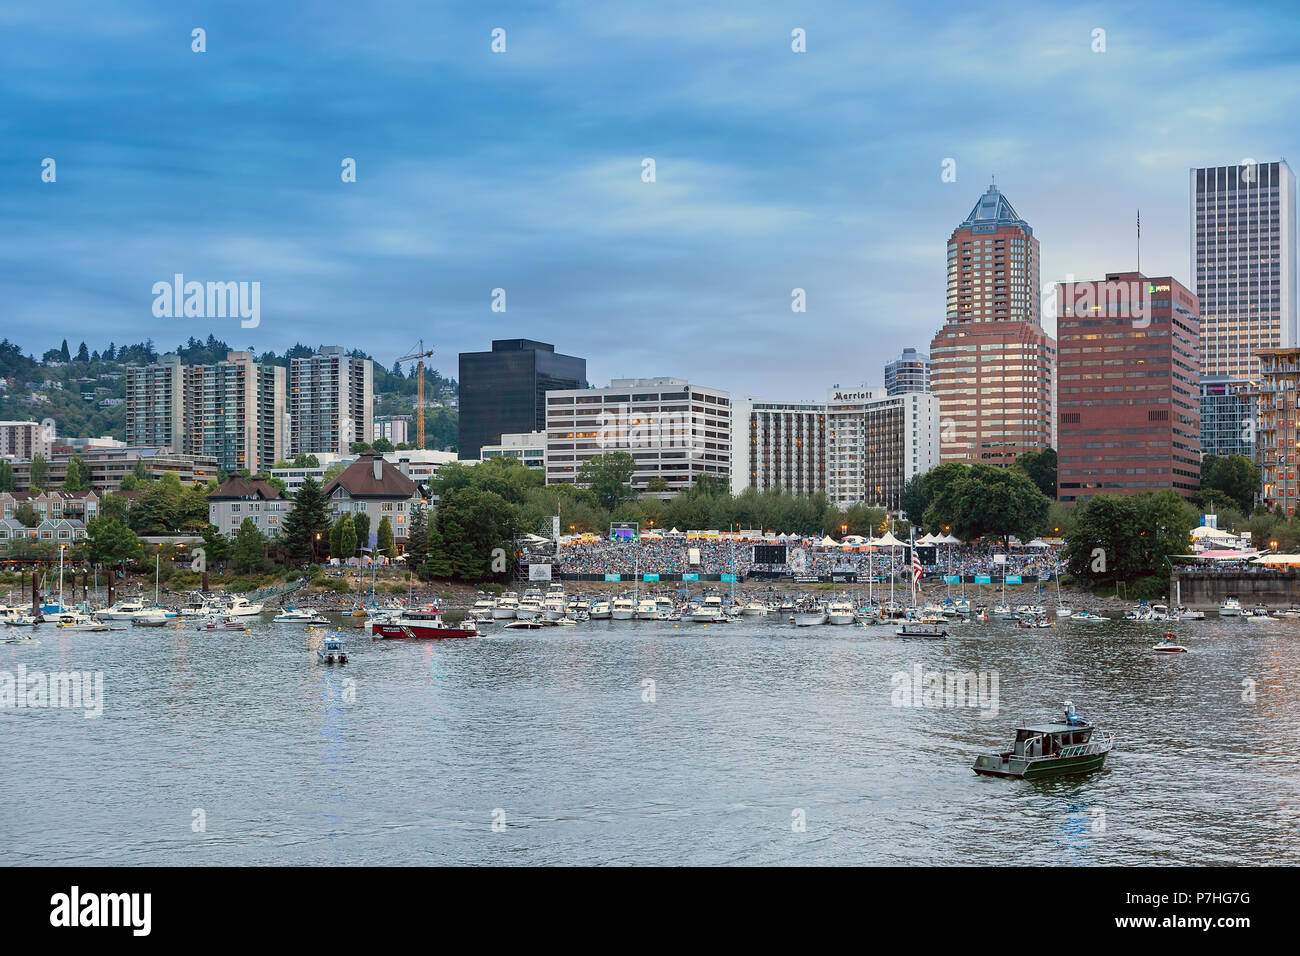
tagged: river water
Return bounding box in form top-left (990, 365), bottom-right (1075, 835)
top-left (3, 612), bottom-right (1297, 865)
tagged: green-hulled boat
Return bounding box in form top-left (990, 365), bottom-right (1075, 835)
top-left (973, 704), bottom-right (1113, 779)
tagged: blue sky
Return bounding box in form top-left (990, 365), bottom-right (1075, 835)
top-left (4, 0), bottom-right (1300, 399)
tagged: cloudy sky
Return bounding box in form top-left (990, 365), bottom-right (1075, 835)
top-left (4, 0), bottom-right (1299, 400)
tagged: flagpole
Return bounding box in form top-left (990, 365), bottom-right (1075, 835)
top-left (1136, 208), bottom-right (1141, 275)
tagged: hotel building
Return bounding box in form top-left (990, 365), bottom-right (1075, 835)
top-left (929, 183), bottom-right (1056, 465)
top-left (1055, 273), bottom-right (1201, 504)
top-left (1190, 161), bottom-right (1297, 380)
top-left (730, 399), bottom-right (827, 496)
top-left (544, 378), bottom-right (730, 495)
top-left (289, 346), bottom-right (373, 456)
top-left (825, 387), bottom-right (940, 510)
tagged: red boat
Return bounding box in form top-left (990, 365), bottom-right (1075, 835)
top-left (370, 609), bottom-right (477, 640)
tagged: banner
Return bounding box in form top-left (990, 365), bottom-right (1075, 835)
top-left (682, 573), bottom-right (699, 582)
top-left (604, 573), bottom-right (621, 582)
top-left (1005, 575), bottom-right (1022, 584)
top-left (720, 573), bottom-right (736, 583)
top-left (642, 573), bottom-right (659, 582)
top-left (943, 574), bottom-right (961, 584)
top-left (528, 563), bottom-right (552, 581)
top-left (974, 575), bottom-right (992, 584)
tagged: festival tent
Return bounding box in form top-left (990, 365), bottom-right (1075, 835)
top-left (1024, 538), bottom-right (1052, 548)
top-left (938, 534), bottom-right (961, 544)
top-left (874, 531), bottom-right (905, 548)
top-left (917, 533), bottom-right (936, 544)
top-left (667, 527), bottom-right (684, 535)
top-left (1250, 553), bottom-right (1300, 565)
top-left (818, 536), bottom-right (839, 547)
top-left (1191, 525), bottom-right (1238, 545)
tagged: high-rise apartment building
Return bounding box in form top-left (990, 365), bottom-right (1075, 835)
top-left (544, 378), bottom-right (730, 495)
top-left (459, 340), bottom-right (586, 460)
top-left (730, 399), bottom-right (826, 496)
top-left (0, 421), bottom-right (54, 461)
top-left (884, 348), bottom-right (931, 395)
top-left (929, 183), bottom-right (1056, 465)
top-left (1190, 160), bottom-right (1297, 380)
top-left (825, 387), bottom-right (940, 510)
top-left (1200, 376), bottom-right (1254, 458)
top-left (1252, 348), bottom-right (1300, 514)
top-left (125, 354), bottom-right (186, 451)
top-left (1055, 273), bottom-right (1201, 504)
top-left (289, 346), bottom-right (372, 456)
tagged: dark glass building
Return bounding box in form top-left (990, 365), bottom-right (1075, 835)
top-left (458, 340), bottom-right (586, 459)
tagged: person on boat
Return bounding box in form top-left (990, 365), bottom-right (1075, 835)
top-left (1064, 700), bottom-right (1084, 726)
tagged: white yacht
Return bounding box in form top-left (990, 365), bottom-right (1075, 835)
top-left (225, 596), bottom-right (264, 617)
top-left (685, 596), bottom-right (726, 623)
top-left (469, 595), bottom-right (497, 622)
top-left (794, 603), bottom-right (827, 627)
top-left (542, 593), bottom-right (568, 621)
top-left (273, 607), bottom-right (330, 625)
top-left (515, 590), bottom-right (545, 621)
top-left (611, 596), bottom-right (637, 620)
top-left (1219, 597), bottom-right (1242, 617)
top-left (634, 598), bottom-right (658, 619)
top-left (493, 592), bottom-right (520, 620)
top-left (95, 599), bottom-right (145, 621)
top-left (741, 600), bottom-right (770, 617)
top-left (589, 599), bottom-right (612, 620)
top-left (827, 601), bottom-right (856, 625)
top-left (132, 607), bottom-right (174, 627)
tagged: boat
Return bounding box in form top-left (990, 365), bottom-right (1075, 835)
top-left (973, 702), bottom-right (1112, 779)
top-left (634, 598), bottom-right (658, 619)
top-left (542, 592), bottom-right (568, 621)
top-left (827, 601), bottom-right (856, 625)
top-left (1069, 610), bottom-right (1106, 622)
top-left (896, 623), bottom-right (947, 638)
top-left (1172, 605), bottom-right (1204, 621)
top-left (95, 599), bottom-right (145, 621)
top-left (469, 595), bottom-right (497, 622)
top-left (740, 600), bottom-right (770, 617)
top-left (589, 600), bottom-right (612, 620)
top-left (225, 596), bottom-right (264, 617)
top-left (372, 608), bottom-right (477, 639)
top-left (793, 602), bottom-right (827, 627)
top-left (503, 619), bottom-right (545, 631)
top-left (56, 611), bottom-right (110, 631)
top-left (1272, 606), bottom-right (1300, 619)
top-left (198, 615), bottom-right (249, 631)
top-left (131, 608), bottom-right (174, 627)
top-left (686, 595), bottom-right (727, 623)
top-left (1153, 633), bottom-right (1188, 652)
top-left (1219, 596), bottom-right (1242, 616)
top-left (610, 596), bottom-right (637, 620)
top-left (493, 592), bottom-right (519, 619)
top-left (273, 607), bottom-right (330, 625)
top-left (1123, 604), bottom-right (1154, 621)
top-left (317, 634), bottom-right (348, 664)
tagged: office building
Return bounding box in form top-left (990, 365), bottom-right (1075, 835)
top-left (458, 340), bottom-right (586, 459)
top-left (730, 399), bottom-right (826, 496)
top-left (883, 348), bottom-right (931, 395)
top-left (0, 420), bottom-right (53, 461)
top-left (1190, 160), bottom-right (1297, 380)
top-left (1055, 273), bottom-right (1201, 503)
top-left (1200, 376), bottom-right (1254, 458)
top-left (481, 431), bottom-right (547, 470)
top-left (544, 377), bottom-right (730, 495)
top-left (1252, 347), bottom-right (1300, 514)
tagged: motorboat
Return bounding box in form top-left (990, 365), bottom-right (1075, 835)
top-left (198, 615), bottom-right (249, 631)
top-left (741, 601), bottom-right (770, 617)
top-left (1153, 634), bottom-right (1188, 652)
top-left (896, 623), bottom-right (947, 638)
top-left (1069, 610), bottom-right (1107, 622)
top-left (589, 600), bottom-right (612, 620)
top-left (542, 593), bottom-right (568, 621)
top-left (1219, 596), bottom-right (1242, 616)
top-left (686, 595), bottom-right (728, 623)
top-left (973, 703), bottom-right (1112, 779)
top-left (827, 601), bottom-right (856, 625)
top-left (493, 592), bottom-right (520, 619)
top-left (503, 619), bottom-right (545, 631)
top-left (56, 611), bottom-right (110, 631)
top-left (372, 608), bottom-right (477, 639)
top-left (634, 598), bottom-right (658, 619)
top-left (317, 634), bottom-right (348, 663)
top-left (132, 607), bottom-right (175, 626)
top-left (273, 607), bottom-right (330, 625)
top-left (469, 595), bottom-right (497, 622)
top-left (515, 589), bottom-right (545, 620)
top-left (793, 602), bottom-right (827, 627)
top-left (225, 596), bottom-right (264, 617)
top-left (610, 596), bottom-right (637, 620)
top-left (1172, 605), bottom-right (1204, 621)
top-left (95, 599), bottom-right (145, 621)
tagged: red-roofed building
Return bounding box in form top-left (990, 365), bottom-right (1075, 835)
top-left (323, 453), bottom-right (424, 546)
top-left (207, 476), bottom-right (293, 539)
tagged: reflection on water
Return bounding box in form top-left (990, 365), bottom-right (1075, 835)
top-left (1, 615), bottom-right (1298, 865)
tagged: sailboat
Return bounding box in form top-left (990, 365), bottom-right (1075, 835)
top-left (1054, 564), bottom-right (1072, 617)
top-left (132, 554), bottom-right (177, 626)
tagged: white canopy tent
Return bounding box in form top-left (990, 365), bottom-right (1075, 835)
top-left (938, 533), bottom-right (961, 545)
top-left (874, 531), bottom-right (905, 548)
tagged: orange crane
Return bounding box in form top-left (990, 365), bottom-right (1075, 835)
top-left (396, 339), bottom-right (436, 449)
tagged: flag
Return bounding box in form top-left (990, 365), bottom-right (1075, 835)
top-left (912, 550), bottom-right (923, 584)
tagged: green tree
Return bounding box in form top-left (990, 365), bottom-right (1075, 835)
top-left (329, 514), bottom-right (348, 559)
top-left (0, 459), bottom-right (13, 492)
top-left (59, 339), bottom-right (70, 362)
top-left (419, 524), bottom-right (453, 580)
top-left (407, 502), bottom-right (429, 568)
top-left (29, 453), bottom-right (49, 490)
top-left (924, 464), bottom-right (1051, 546)
top-left (281, 476), bottom-right (331, 564)
top-left (13, 503), bottom-right (39, 527)
top-left (200, 524), bottom-right (230, 565)
top-left (339, 515), bottom-right (357, 561)
top-left (1013, 448), bottom-right (1058, 499)
top-left (1200, 453), bottom-right (1260, 515)
top-left (1064, 490), bottom-right (1195, 585)
top-left (576, 451), bottom-right (636, 511)
top-left (351, 511), bottom-right (370, 556)
top-left (62, 455), bottom-right (89, 492)
top-left (432, 487), bottom-right (518, 581)
top-left (85, 516), bottom-right (142, 567)
top-left (232, 518), bottom-right (267, 573)
top-left (377, 515), bottom-right (395, 560)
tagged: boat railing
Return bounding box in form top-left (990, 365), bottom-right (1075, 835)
top-left (1058, 731), bottom-right (1114, 758)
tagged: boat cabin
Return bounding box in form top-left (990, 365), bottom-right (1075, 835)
top-left (1012, 723), bottom-right (1093, 760)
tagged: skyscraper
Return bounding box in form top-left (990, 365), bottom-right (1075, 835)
top-left (929, 183), bottom-right (1056, 466)
top-left (1190, 160), bottom-right (1297, 380)
top-left (883, 348), bottom-right (931, 395)
top-left (289, 346), bottom-right (373, 455)
top-left (458, 340), bottom-right (586, 459)
top-left (1055, 273), bottom-right (1201, 504)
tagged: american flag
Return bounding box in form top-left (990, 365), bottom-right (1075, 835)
top-left (911, 550), bottom-right (923, 584)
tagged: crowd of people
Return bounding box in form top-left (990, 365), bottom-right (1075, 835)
top-left (541, 538), bottom-right (1065, 579)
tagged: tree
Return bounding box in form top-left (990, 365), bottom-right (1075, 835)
top-left (281, 476), bottom-right (331, 564)
top-left (62, 455), bottom-right (88, 492)
top-left (377, 515), bottom-right (395, 560)
top-left (339, 515), bottom-right (357, 561)
top-left (407, 502), bottom-right (429, 568)
top-left (0, 459), bottom-right (13, 492)
top-left (432, 487), bottom-right (518, 581)
top-left (576, 452), bottom-right (636, 511)
top-left (1201, 453), bottom-right (1260, 515)
top-left (76, 341), bottom-right (90, 363)
top-left (1063, 490), bottom-right (1195, 585)
top-left (372, 437), bottom-right (394, 453)
top-left (1013, 448), bottom-right (1058, 499)
top-left (13, 503), bottom-right (39, 528)
top-left (59, 339), bottom-right (70, 362)
top-left (85, 516), bottom-right (142, 567)
top-left (351, 511), bottom-right (370, 556)
top-left (924, 464), bottom-right (1051, 545)
top-left (200, 524), bottom-right (230, 565)
top-left (419, 524), bottom-right (453, 580)
top-left (329, 514), bottom-right (348, 559)
top-left (29, 453), bottom-right (48, 490)
top-left (232, 518), bottom-right (266, 573)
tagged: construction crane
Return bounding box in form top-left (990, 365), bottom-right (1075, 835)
top-left (395, 339), bottom-right (436, 449)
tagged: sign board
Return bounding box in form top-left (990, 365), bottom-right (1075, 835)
top-left (974, 575), bottom-right (992, 584)
top-left (603, 573), bottom-right (621, 582)
top-left (993, 553), bottom-right (1007, 565)
top-left (643, 574), bottom-right (660, 582)
top-left (720, 573), bottom-right (737, 583)
top-left (682, 573), bottom-right (699, 582)
top-left (754, 544), bottom-right (787, 564)
top-left (688, 548), bottom-right (701, 566)
top-left (609, 522), bottom-right (639, 541)
top-left (1005, 575), bottom-right (1023, 585)
top-left (528, 563), bottom-right (552, 582)
top-left (943, 574), bottom-right (961, 584)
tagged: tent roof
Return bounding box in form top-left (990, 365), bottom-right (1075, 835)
top-left (939, 534), bottom-right (961, 544)
top-left (874, 532), bottom-right (904, 547)
top-left (1191, 525), bottom-right (1236, 539)
top-left (819, 536), bottom-right (838, 547)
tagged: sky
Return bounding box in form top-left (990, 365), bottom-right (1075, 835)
top-left (4, 0), bottom-right (1300, 401)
